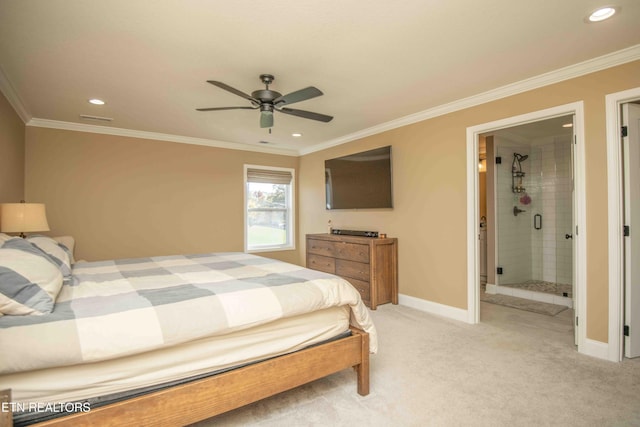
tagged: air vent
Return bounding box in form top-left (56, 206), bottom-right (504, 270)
top-left (79, 114), bottom-right (113, 122)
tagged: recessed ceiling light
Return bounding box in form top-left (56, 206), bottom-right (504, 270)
top-left (586, 6), bottom-right (618, 22)
top-left (88, 98), bottom-right (105, 105)
top-left (292, 133), bottom-right (302, 137)
top-left (562, 123), bottom-right (573, 128)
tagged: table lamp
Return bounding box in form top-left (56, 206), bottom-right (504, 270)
top-left (0, 201), bottom-right (50, 238)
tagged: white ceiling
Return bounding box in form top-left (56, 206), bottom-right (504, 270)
top-left (1, 1), bottom-right (639, 156)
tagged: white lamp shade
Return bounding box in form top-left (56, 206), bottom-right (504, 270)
top-left (0, 203), bottom-right (50, 233)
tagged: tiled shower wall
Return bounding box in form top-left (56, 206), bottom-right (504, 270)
top-left (495, 136), bottom-right (573, 286)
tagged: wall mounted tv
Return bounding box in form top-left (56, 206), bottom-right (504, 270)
top-left (325, 146), bottom-right (393, 210)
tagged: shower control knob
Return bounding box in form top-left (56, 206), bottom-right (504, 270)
top-left (565, 234), bottom-right (573, 239)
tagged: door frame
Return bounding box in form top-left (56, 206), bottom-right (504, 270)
top-left (466, 101), bottom-right (587, 354)
top-left (606, 87), bottom-right (640, 361)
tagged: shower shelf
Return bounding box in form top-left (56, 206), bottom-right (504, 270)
top-left (511, 152), bottom-right (528, 193)
top-left (512, 171), bottom-right (526, 193)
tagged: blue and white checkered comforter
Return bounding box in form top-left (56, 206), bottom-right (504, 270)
top-left (0, 252), bottom-right (377, 374)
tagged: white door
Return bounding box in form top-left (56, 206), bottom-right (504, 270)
top-left (623, 103), bottom-right (640, 358)
top-left (570, 115), bottom-right (578, 346)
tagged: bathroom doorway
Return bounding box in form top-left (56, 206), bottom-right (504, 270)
top-left (480, 116), bottom-right (575, 325)
top-left (466, 102), bottom-right (586, 352)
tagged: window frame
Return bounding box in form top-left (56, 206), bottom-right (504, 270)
top-left (243, 164), bottom-right (296, 253)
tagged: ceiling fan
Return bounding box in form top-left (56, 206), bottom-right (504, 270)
top-left (196, 74), bottom-right (333, 128)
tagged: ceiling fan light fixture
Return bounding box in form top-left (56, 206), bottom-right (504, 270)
top-left (260, 108), bottom-right (274, 128)
top-left (197, 74), bottom-right (332, 129)
top-left (586, 6), bottom-right (618, 22)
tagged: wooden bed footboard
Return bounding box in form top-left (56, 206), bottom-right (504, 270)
top-left (4, 328), bottom-right (369, 427)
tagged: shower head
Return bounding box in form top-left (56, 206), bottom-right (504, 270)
top-left (514, 153), bottom-right (528, 162)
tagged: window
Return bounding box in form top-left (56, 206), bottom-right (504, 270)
top-left (244, 165), bottom-right (295, 252)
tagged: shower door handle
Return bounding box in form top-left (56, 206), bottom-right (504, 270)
top-left (565, 234), bottom-right (573, 239)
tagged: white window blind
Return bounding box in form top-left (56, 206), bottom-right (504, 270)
top-left (246, 168), bottom-right (292, 185)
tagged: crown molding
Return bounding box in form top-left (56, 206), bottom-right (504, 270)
top-left (0, 66), bottom-right (32, 123)
top-left (299, 44), bottom-right (640, 156)
top-left (7, 44), bottom-right (640, 157)
top-left (26, 118), bottom-right (299, 156)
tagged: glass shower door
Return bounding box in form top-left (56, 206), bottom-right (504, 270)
top-left (555, 138), bottom-right (574, 300)
top-left (494, 143), bottom-right (532, 289)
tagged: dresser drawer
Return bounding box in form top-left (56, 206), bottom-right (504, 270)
top-left (334, 242), bottom-right (369, 263)
top-left (306, 238), bottom-right (336, 258)
top-left (307, 254), bottom-right (335, 274)
top-left (336, 259), bottom-right (370, 282)
top-left (344, 277), bottom-right (371, 303)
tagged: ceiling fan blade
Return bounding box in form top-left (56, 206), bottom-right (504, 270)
top-left (274, 87), bottom-right (323, 106)
top-left (260, 111), bottom-right (274, 128)
top-left (207, 81), bottom-right (259, 103)
top-left (196, 106), bottom-right (258, 111)
top-left (278, 107), bottom-right (333, 123)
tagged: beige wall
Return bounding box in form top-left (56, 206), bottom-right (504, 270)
top-left (299, 60), bottom-right (640, 343)
top-left (0, 91), bottom-right (24, 203)
top-left (19, 60), bottom-right (640, 343)
top-left (25, 127), bottom-right (299, 263)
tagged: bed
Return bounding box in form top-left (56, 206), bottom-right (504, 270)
top-left (0, 234), bottom-right (376, 426)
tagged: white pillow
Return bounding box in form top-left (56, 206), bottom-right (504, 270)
top-left (52, 235), bottom-right (75, 264)
top-left (27, 235), bottom-right (73, 280)
top-left (0, 238), bottom-right (63, 315)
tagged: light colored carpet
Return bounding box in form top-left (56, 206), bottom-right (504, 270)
top-left (480, 291), bottom-right (568, 316)
top-left (190, 303), bottom-right (640, 426)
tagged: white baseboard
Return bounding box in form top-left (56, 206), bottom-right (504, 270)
top-left (580, 338), bottom-right (614, 361)
top-left (398, 293), bottom-right (470, 323)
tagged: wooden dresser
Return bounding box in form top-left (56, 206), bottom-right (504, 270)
top-left (306, 233), bottom-right (398, 309)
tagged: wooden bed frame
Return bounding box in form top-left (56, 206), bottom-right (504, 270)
top-left (2, 328), bottom-right (369, 427)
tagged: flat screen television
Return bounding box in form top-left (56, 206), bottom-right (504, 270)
top-left (325, 146), bottom-right (393, 210)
